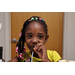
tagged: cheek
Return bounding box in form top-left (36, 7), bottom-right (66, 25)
top-left (40, 39), bottom-right (45, 44)
top-left (43, 38), bottom-right (46, 44)
top-left (25, 40), bottom-right (30, 48)
top-left (25, 38), bottom-right (31, 46)
top-left (25, 39), bottom-right (30, 44)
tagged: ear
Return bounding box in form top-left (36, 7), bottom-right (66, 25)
top-left (44, 35), bottom-right (49, 44)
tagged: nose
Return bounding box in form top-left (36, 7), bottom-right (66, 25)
top-left (32, 38), bottom-right (38, 44)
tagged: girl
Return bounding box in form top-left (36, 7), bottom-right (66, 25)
top-left (9, 16), bottom-right (61, 62)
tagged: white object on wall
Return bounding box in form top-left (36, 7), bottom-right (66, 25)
top-left (0, 59), bottom-right (2, 62)
top-left (0, 23), bottom-right (2, 30)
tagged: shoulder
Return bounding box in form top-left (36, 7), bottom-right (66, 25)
top-left (25, 51), bottom-right (31, 56)
top-left (47, 50), bottom-right (56, 55)
top-left (8, 56), bottom-right (19, 62)
top-left (47, 50), bottom-right (61, 62)
top-left (47, 50), bottom-right (60, 55)
top-left (20, 51), bottom-right (31, 62)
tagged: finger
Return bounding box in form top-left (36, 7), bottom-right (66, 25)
top-left (35, 43), bottom-right (43, 50)
top-left (33, 47), bottom-right (40, 54)
top-left (36, 43), bottom-right (43, 47)
top-left (37, 46), bottom-right (44, 52)
top-left (37, 48), bottom-right (42, 52)
top-left (33, 47), bottom-right (37, 52)
top-left (33, 46), bottom-right (42, 52)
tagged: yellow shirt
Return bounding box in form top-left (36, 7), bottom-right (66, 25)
top-left (20, 50), bottom-right (61, 62)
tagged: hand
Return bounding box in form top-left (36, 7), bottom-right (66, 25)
top-left (33, 43), bottom-right (50, 62)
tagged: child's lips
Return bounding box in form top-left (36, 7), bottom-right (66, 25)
top-left (30, 46), bottom-right (35, 51)
top-left (32, 46), bottom-right (35, 48)
top-left (33, 46), bottom-right (35, 47)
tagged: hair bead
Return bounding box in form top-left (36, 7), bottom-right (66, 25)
top-left (42, 19), bottom-right (44, 21)
top-left (19, 33), bottom-right (22, 37)
top-left (35, 17), bottom-right (38, 20)
top-left (29, 20), bottom-right (31, 21)
top-left (39, 18), bottom-right (42, 20)
top-left (31, 17), bottom-right (34, 20)
top-left (16, 47), bottom-right (18, 53)
top-left (29, 17), bottom-right (44, 22)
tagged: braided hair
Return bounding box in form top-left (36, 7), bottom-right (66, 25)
top-left (16, 16), bottom-right (48, 59)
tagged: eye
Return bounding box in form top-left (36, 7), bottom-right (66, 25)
top-left (27, 35), bottom-right (32, 38)
top-left (38, 36), bottom-right (43, 39)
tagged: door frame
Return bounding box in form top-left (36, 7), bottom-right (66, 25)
top-left (4, 12), bottom-right (11, 61)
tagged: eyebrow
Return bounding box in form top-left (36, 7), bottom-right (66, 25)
top-left (26, 33), bottom-right (32, 34)
top-left (38, 33), bottom-right (44, 35)
top-left (26, 33), bottom-right (44, 35)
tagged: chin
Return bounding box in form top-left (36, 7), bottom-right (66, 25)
top-left (29, 48), bottom-right (34, 52)
top-left (31, 50), bottom-right (34, 52)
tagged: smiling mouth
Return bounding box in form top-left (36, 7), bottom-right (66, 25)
top-left (30, 45), bottom-right (35, 48)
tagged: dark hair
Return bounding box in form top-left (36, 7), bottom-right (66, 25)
top-left (16, 16), bottom-right (48, 59)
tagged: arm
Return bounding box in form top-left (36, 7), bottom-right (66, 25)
top-left (8, 56), bottom-right (19, 62)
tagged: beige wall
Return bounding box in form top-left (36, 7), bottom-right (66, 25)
top-left (0, 12), bottom-right (11, 61)
top-left (0, 12), bottom-right (75, 61)
top-left (63, 12), bottom-right (75, 60)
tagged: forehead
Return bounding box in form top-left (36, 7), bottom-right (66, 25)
top-left (25, 21), bottom-right (45, 33)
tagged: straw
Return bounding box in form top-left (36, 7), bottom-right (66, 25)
top-left (31, 52), bottom-right (34, 62)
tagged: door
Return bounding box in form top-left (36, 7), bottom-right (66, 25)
top-left (11, 12), bottom-right (63, 59)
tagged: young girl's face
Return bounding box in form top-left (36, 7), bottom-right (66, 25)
top-left (25, 21), bottom-right (48, 52)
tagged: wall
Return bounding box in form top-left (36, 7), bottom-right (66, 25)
top-left (63, 12), bottom-right (75, 60)
top-left (0, 12), bottom-right (5, 59)
top-left (4, 12), bottom-right (11, 61)
top-left (0, 12), bottom-right (11, 61)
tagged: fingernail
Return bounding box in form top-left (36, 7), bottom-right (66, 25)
top-left (34, 46), bottom-right (36, 49)
top-left (33, 47), bottom-right (35, 50)
top-left (38, 49), bottom-right (40, 51)
top-left (35, 46), bottom-right (37, 49)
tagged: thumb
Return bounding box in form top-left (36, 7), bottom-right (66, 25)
top-left (33, 47), bottom-right (42, 58)
top-left (33, 47), bottom-right (38, 54)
